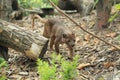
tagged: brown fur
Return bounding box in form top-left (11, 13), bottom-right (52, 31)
top-left (33, 14), bottom-right (75, 58)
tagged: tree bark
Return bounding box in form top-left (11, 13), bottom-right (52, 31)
top-left (0, 0), bottom-right (13, 60)
top-left (0, 19), bottom-right (48, 60)
top-left (0, 0), bottom-right (12, 21)
top-left (11, 0), bottom-right (23, 20)
top-left (95, 0), bottom-right (112, 29)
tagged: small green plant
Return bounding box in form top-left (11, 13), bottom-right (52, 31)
top-left (18, 0), bottom-right (58, 9)
top-left (93, 0), bottom-right (99, 9)
top-left (114, 3), bottom-right (120, 10)
top-left (0, 58), bottom-right (7, 68)
top-left (60, 55), bottom-right (79, 80)
top-left (108, 3), bottom-right (120, 22)
top-left (18, 0), bottom-right (32, 8)
top-left (115, 34), bottom-right (120, 41)
top-left (37, 53), bottom-right (79, 80)
top-left (0, 57), bottom-right (7, 80)
top-left (41, 0), bottom-right (58, 8)
top-left (37, 59), bottom-right (57, 80)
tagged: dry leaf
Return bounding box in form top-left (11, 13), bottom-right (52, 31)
top-left (84, 34), bottom-right (92, 41)
top-left (19, 72), bottom-right (29, 76)
top-left (84, 35), bottom-right (90, 41)
top-left (89, 21), bottom-right (95, 29)
top-left (76, 37), bottom-right (81, 43)
top-left (93, 38), bottom-right (100, 45)
top-left (81, 22), bottom-right (86, 29)
top-left (106, 32), bottom-right (117, 38)
top-left (103, 62), bottom-right (114, 68)
top-left (9, 74), bottom-right (21, 79)
top-left (108, 47), bottom-right (117, 51)
top-left (89, 55), bottom-right (97, 63)
top-left (77, 63), bottom-right (90, 70)
top-left (82, 41), bottom-right (89, 46)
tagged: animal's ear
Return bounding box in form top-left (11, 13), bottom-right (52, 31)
top-left (63, 33), bottom-right (67, 38)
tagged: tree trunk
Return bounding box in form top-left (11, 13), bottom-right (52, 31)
top-left (0, 0), bottom-right (13, 60)
top-left (0, 0), bottom-right (12, 21)
top-left (95, 0), bottom-right (112, 29)
top-left (11, 0), bottom-right (23, 20)
top-left (0, 19), bottom-right (49, 60)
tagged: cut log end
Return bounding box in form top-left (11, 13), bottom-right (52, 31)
top-left (25, 42), bottom-right (48, 60)
top-left (25, 43), bottom-right (41, 60)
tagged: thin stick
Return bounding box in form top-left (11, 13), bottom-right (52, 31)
top-left (48, 0), bottom-right (120, 50)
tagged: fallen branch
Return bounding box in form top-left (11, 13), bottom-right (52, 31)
top-left (48, 0), bottom-right (120, 50)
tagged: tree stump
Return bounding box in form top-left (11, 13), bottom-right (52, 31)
top-left (0, 19), bottom-right (49, 60)
top-left (95, 0), bottom-right (112, 29)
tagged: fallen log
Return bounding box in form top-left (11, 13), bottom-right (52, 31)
top-left (0, 19), bottom-right (48, 60)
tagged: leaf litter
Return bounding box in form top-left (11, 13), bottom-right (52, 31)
top-left (3, 11), bottom-right (120, 80)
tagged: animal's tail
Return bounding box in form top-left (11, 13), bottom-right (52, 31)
top-left (32, 14), bottom-right (47, 29)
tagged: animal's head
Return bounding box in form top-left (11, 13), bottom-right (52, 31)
top-left (62, 32), bottom-right (75, 47)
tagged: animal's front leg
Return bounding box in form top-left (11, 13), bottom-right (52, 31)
top-left (50, 37), bottom-right (55, 50)
top-left (67, 44), bottom-right (74, 59)
top-left (54, 38), bottom-right (60, 54)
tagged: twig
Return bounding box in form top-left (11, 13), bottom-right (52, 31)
top-left (48, 0), bottom-right (120, 50)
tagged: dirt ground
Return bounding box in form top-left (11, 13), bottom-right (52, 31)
top-left (3, 10), bottom-right (120, 80)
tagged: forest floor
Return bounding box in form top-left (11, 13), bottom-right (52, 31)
top-left (4, 10), bottom-right (120, 80)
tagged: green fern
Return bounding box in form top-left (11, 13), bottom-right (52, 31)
top-left (60, 55), bottom-right (79, 80)
top-left (37, 59), bottom-right (57, 80)
top-left (37, 53), bottom-right (79, 80)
